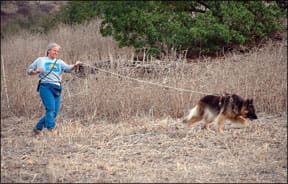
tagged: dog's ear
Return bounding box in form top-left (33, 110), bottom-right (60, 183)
top-left (246, 99), bottom-right (250, 104)
top-left (247, 98), bottom-right (252, 104)
top-left (244, 99), bottom-right (249, 105)
top-left (250, 98), bottom-right (254, 104)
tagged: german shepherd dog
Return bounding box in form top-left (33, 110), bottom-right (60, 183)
top-left (182, 93), bottom-right (258, 134)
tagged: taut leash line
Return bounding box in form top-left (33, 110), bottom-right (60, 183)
top-left (80, 62), bottom-right (211, 95)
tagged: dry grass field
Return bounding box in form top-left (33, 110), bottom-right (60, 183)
top-left (1, 113), bottom-right (287, 183)
top-left (1, 17), bottom-right (287, 183)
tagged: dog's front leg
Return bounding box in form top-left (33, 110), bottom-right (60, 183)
top-left (235, 116), bottom-right (248, 127)
top-left (216, 113), bottom-right (226, 134)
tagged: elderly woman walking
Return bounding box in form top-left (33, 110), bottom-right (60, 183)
top-left (27, 43), bottom-right (82, 134)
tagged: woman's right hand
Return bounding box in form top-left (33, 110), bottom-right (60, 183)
top-left (35, 67), bottom-right (43, 73)
top-left (30, 67), bottom-right (42, 75)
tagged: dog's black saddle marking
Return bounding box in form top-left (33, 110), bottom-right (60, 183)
top-left (200, 93), bottom-right (243, 114)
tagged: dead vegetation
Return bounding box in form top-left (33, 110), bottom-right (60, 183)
top-left (1, 17), bottom-right (287, 183)
top-left (1, 113), bottom-right (287, 183)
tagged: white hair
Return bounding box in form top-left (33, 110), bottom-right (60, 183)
top-left (46, 42), bottom-right (61, 56)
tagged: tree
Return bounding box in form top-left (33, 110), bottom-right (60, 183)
top-left (59, 1), bottom-right (286, 58)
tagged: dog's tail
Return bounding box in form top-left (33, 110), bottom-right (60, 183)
top-left (182, 105), bottom-right (200, 124)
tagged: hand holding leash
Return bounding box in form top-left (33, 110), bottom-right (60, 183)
top-left (72, 61), bottom-right (82, 70)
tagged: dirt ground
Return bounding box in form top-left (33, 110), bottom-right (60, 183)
top-left (1, 112), bottom-right (287, 183)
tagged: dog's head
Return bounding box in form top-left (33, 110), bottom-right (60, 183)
top-left (244, 99), bottom-right (258, 120)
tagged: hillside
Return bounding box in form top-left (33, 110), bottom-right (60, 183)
top-left (1, 1), bottom-right (67, 35)
top-left (1, 1), bottom-right (65, 20)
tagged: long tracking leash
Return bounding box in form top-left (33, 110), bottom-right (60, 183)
top-left (77, 62), bottom-right (212, 95)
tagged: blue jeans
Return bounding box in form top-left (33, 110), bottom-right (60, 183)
top-left (35, 83), bottom-right (62, 130)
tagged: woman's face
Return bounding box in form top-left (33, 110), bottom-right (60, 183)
top-left (47, 46), bottom-right (60, 59)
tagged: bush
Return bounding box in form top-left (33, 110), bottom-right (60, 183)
top-left (58, 1), bottom-right (285, 58)
top-left (2, 1), bottom-right (286, 58)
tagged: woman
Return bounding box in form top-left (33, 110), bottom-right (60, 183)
top-left (27, 42), bottom-right (82, 134)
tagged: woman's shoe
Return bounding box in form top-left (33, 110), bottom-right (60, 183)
top-left (48, 128), bottom-right (56, 133)
top-left (33, 128), bottom-right (41, 135)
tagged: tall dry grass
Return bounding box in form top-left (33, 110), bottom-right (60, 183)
top-left (1, 19), bottom-right (287, 122)
top-left (1, 18), bottom-right (287, 183)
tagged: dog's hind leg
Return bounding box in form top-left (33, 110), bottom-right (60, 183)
top-left (185, 116), bottom-right (202, 127)
top-left (204, 120), bottom-right (214, 132)
top-left (182, 105), bottom-right (203, 127)
top-left (215, 113), bottom-right (226, 134)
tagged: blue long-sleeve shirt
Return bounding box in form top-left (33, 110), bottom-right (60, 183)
top-left (27, 57), bottom-right (74, 85)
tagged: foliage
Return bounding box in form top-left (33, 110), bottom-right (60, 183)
top-left (58, 1), bottom-right (102, 24)
top-left (2, 1), bottom-right (286, 58)
top-left (57, 1), bottom-right (285, 58)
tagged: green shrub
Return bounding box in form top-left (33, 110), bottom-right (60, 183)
top-left (3, 1), bottom-right (285, 58)
top-left (89, 1), bottom-right (285, 58)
